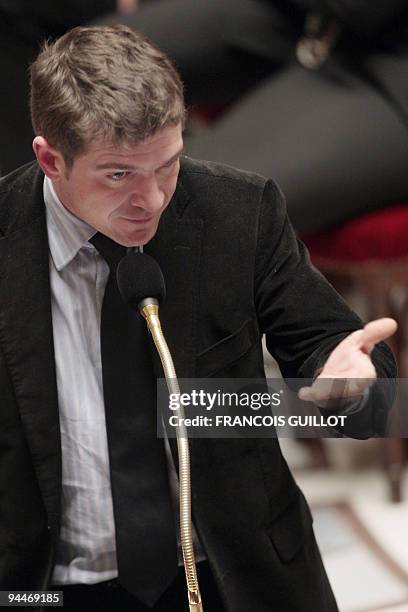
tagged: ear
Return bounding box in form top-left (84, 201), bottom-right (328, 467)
top-left (32, 136), bottom-right (67, 180)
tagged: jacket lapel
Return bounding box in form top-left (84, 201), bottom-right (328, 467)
top-left (145, 176), bottom-right (202, 380)
top-left (145, 176), bottom-right (202, 467)
top-left (0, 165), bottom-right (61, 532)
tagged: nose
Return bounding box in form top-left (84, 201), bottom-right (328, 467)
top-left (130, 173), bottom-right (165, 213)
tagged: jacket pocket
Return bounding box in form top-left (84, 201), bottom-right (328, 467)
top-left (196, 318), bottom-right (259, 377)
top-left (266, 490), bottom-right (314, 563)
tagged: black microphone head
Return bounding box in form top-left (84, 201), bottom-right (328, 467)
top-left (116, 251), bottom-right (166, 311)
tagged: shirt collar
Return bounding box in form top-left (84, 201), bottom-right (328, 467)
top-left (43, 175), bottom-right (97, 271)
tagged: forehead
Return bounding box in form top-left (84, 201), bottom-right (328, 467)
top-left (76, 123), bottom-right (183, 170)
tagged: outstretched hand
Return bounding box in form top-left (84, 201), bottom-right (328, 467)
top-left (298, 318), bottom-right (397, 405)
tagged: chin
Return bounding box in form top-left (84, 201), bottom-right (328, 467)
top-left (120, 225), bottom-right (158, 247)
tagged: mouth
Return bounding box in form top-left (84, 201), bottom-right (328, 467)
top-left (120, 216), bottom-right (154, 224)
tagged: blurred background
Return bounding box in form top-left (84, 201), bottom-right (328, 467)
top-left (1, 1), bottom-right (408, 609)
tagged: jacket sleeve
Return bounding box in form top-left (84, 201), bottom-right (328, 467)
top-left (253, 179), bottom-right (397, 437)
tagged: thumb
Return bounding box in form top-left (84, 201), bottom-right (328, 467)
top-left (360, 318), bottom-right (397, 354)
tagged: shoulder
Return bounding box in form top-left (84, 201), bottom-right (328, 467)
top-left (0, 162), bottom-right (44, 234)
top-left (0, 162), bottom-right (42, 196)
top-left (178, 156), bottom-right (285, 216)
top-left (174, 157), bottom-right (289, 258)
top-left (179, 155), bottom-right (269, 192)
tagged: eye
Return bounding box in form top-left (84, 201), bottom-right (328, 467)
top-left (109, 171), bottom-right (129, 182)
top-left (157, 158), bottom-right (179, 175)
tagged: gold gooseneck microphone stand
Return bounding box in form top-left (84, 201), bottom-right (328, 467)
top-left (140, 299), bottom-right (204, 612)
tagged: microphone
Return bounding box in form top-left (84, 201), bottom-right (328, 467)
top-left (116, 251), bottom-right (204, 612)
top-left (117, 251), bottom-right (166, 335)
top-left (117, 251), bottom-right (166, 311)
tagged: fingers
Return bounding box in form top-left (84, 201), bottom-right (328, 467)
top-left (360, 318), bottom-right (397, 354)
top-left (298, 379), bottom-right (347, 404)
top-left (298, 378), bottom-right (372, 408)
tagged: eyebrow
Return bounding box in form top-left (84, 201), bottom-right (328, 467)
top-left (95, 147), bottom-right (184, 171)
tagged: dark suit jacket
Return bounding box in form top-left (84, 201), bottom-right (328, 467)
top-left (0, 158), bottom-right (396, 611)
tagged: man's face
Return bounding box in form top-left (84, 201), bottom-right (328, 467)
top-left (52, 124), bottom-right (183, 246)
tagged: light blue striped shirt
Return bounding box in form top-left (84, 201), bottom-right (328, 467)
top-left (44, 176), bottom-right (119, 585)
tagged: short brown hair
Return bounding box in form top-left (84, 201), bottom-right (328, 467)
top-left (30, 25), bottom-right (185, 166)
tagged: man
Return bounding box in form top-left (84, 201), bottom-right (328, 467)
top-left (0, 25), bottom-right (396, 612)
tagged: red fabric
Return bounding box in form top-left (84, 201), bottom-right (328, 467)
top-left (302, 204), bottom-right (408, 262)
top-left (190, 105), bottom-right (228, 123)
